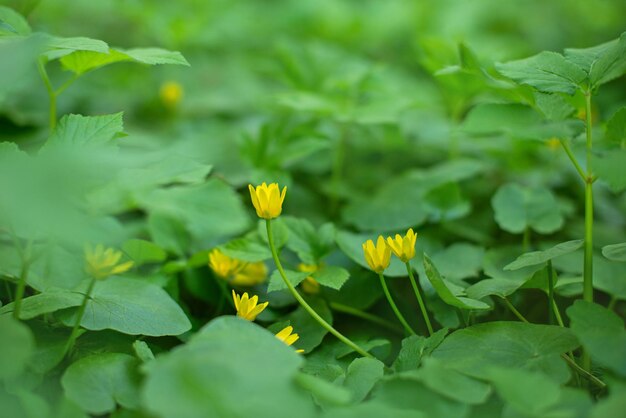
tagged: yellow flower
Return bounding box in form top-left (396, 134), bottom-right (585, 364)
top-left (85, 244), bottom-right (133, 280)
top-left (275, 325), bottom-right (305, 353)
top-left (362, 236), bottom-right (391, 273)
top-left (386, 228), bottom-right (417, 263)
top-left (248, 182), bottom-right (287, 220)
top-left (297, 263), bottom-right (320, 294)
top-left (546, 137), bottom-right (561, 150)
top-left (209, 249), bottom-right (268, 286)
top-left (159, 81), bottom-right (183, 107)
top-left (232, 290), bottom-right (268, 321)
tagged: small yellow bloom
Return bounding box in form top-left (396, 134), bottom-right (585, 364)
top-left (159, 81), bottom-right (183, 107)
top-left (546, 137), bottom-right (561, 150)
top-left (209, 249), bottom-right (268, 286)
top-left (362, 236), bottom-right (391, 273)
top-left (85, 244), bottom-right (133, 280)
top-left (275, 325), bottom-right (305, 353)
top-left (386, 228), bottom-right (418, 263)
top-left (297, 263), bottom-right (320, 294)
top-left (232, 290), bottom-right (268, 321)
top-left (248, 182), bottom-right (287, 220)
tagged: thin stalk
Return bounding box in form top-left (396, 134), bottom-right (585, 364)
top-left (560, 353), bottom-right (606, 390)
top-left (547, 260), bottom-right (555, 325)
top-left (378, 273), bottom-right (416, 335)
top-left (63, 277), bottom-right (97, 356)
top-left (552, 300), bottom-right (566, 328)
top-left (582, 90), bottom-right (594, 372)
top-left (329, 302), bottom-right (403, 334)
top-left (266, 220), bottom-right (373, 358)
top-left (405, 262), bottom-right (433, 335)
top-left (37, 58), bottom-right (57, 132)
top-left (558, 139), bottom-right (586, 181)
top-left (502, 297), bottom-right (528, 323)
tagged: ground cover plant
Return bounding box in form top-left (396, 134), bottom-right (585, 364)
top-left (1, 1), bottom-right (626, 417)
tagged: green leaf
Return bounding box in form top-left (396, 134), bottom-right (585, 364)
top-left (393, 329), bottom-right (448, 372)
top-left (295, 373), bottom-right (352, 407)
top-left (42, 35), bottom-right (109, 60)
top-left (603, 243), bottom-right (626, 262)
top-left (133, 340), bottom-right (155, 363)
top-left (219, 234), bottom-right (272, 262)
top-left (604, 107), bottom-right (626, 145)
top-left (0, 288), bottom-right (82, 319)
top-left (142, 316), bottom-right (316, 418)
top-left (565, 32), bottom-right (626, 88)
top-left (401, 357), bottom-right (492, 405)
top-left (0, 6), bottom-right (31, 36)
top-left (59, 277), bottom-right (191, 336)
top-left (343, 357), bottom-right (385, 403)
top-left (423, 254), bottom-right (490, 310)
top-left (466, 278), bottom-right (522, 300)
top-left (60, 47), bottom-right (189, 75)
top-left (122, 239), bottom-right (167, 267)
top-left (286, 298), bottom-right (333, 353)
top-left (491, 183), bottom-right (564, 234)
top-left (487, 367), bottom-right (561, 417)
top-left (431, 243), bottom-right (484, 281)
top-left (267, 270), bottom-right (309, 293)
top-left (567, 300), bottom-right (626, 377)
top-left (0, 316), bottom-right (34, 380)
top-left (591, 381), bottom-right (626, 418)
top-left (432, 321), bottom-right (578, 383)
top-left (593, 149), bottom-right (626, 192)
top-left (61, 353), bottom-right (141, 415)
top-left (43, 113), bottom-right (125, 150)
top-left (283, 217), bottom-right (334, 264)
top-left (504, 239), bottom-right (584, 270)
top-left (496, 51), bottom-right (587, 94)
top-left (312, 266), bottom-right (350, 290)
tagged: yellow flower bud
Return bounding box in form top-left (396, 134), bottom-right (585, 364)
top-left (248, 182), bottom-right (287, 219)
top-left (386, 228), bottom-right (417, 263)
top-left (84, 244), bottom-right (133, 280)
top-left (232, 290), bottom-right (268, 321)
top-left (159, 81), bottom-right (183, 107)
top-left (275, 325), bottom-right (304, 353)
top-left (362, 236), bottom-right (391, 273)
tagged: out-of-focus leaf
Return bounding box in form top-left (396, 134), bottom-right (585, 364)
top-left (0, 316), bottom-right (34, 380)
top-left (602, 243), bottom-right (626, 262)
top-left (504, 240), bottom-right (584, 270)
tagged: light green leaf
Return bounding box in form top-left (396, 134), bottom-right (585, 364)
top-left (0, 316), bottom-right (34, 380)
top-left (567, 300), bottom-right (626, 377)
top-left (312, 266), bottom-right (350, 290)
top-left (603, 243), bottom-right (626, 262)
top-left (565, 32), bottom-right (626, 88)
top-left (283, 217), bottom-right (334, 264)
top-left (43, 35), bottom-right (109, 60)
top-left (492, 183), bottom-right (564, 234)
top-left (0, 288), bottom-right (82, 319)
top-left (431, 243), bottom-right (484, 281)
top-left (591, 381), bottom-right (626, 418)
top-left (142, 316), bottom-right (316, 418)
top-left (504, 240), bottom-right (584, 270)
top-left (61, 353), bottom-right (141, 415)
top-left (432, 322), bottom-right (578, 383)
top-left (393, 329), bottom-right (448, 372)
top-left (343, 358), bottom-right (385, 403)
top-left (267, 270), bottom-right (309, 293)
top-left (219, 234), bottom-right (272, 262)
top-left (43, 113), bottom-right (124, 150)
top-left (604, 107), bottom-right (626, 145)
top-left (295, 373), bottom-right (352, 406)
top-left (496, 51), bottom-right (587, 94)
top-left (122, 239), bottom-right (167, 267)
top-left (0, 6), bottom-right (31, 36)
top-left (59, 277), bottom-right (191, 336)
top-left (423, 254), bottom-right (490, 310)
top-left (466, 278), bottom-right (522, 300)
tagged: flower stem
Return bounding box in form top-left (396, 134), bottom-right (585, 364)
top-left (37, 58), bottom-right (57, 132)
top-left (405, 262), bottom-right (433, 336)
top-left (502, 297), bottom-right (527, 323)
top-left (329, 302), bottom-right (403, 334)
top-left (64, 277), bottom-right (97, 357)
top-left (266, 220), bottom-right (373, 358)
top-left (377, 272), bottom-right (416, 335)
top-left (547, 260), bottom-right (555, 325)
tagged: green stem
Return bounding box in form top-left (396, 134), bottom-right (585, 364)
top-left (558, 139), bottom-right (586, 181)
top-left (552, 299), bottom-right (565, 328)
top-left (266, 220), bottom-right (373, 358)
top-left (377, 273), bottom-right (415, 335)
top-left (502, 297), bottom-right (528, 323)
top-left (582, 90), bottom-right (594, 373)
top-left (37, 58), bottom-right (57, 132)
top-left (560, 352), bottom-right (606, 390)
top-left (547, 260), bottom-right (555, 325)
top-left (329, 302), bottom-right (403, 334)
top-left (64, 277), bottom-right (97, 356)
top-left (405, 262), bottom-right (433, 336)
